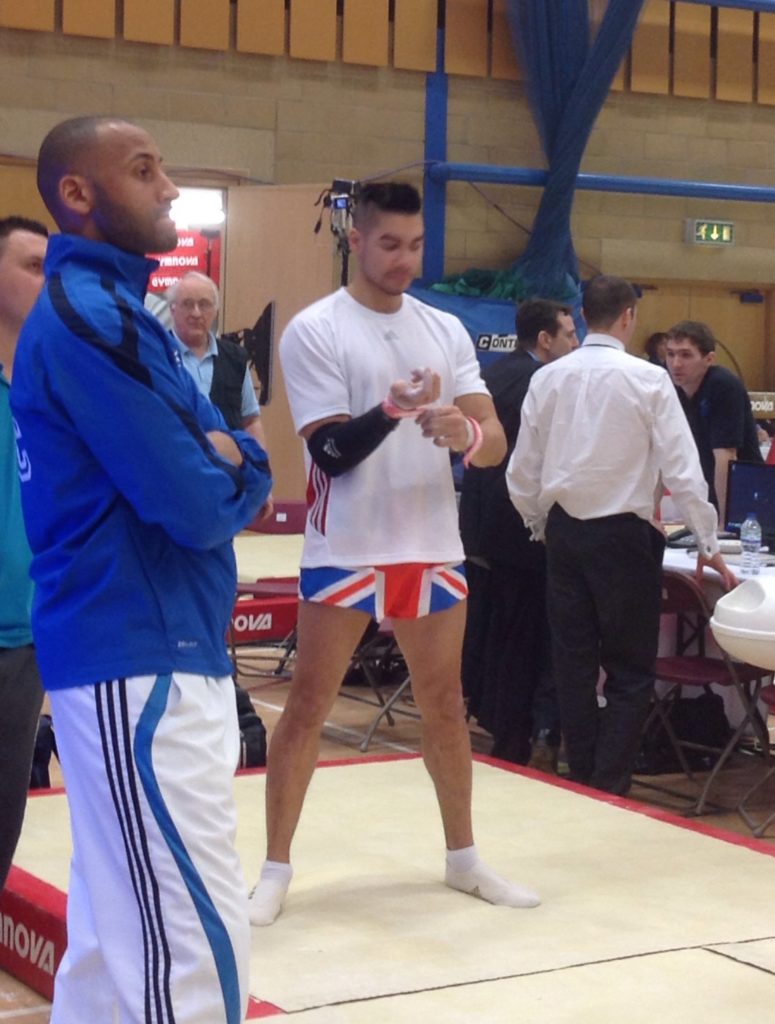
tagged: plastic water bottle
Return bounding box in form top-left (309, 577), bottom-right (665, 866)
top-left (740, 512), bottom-right (762, 576)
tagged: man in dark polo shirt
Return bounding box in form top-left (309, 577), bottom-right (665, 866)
top-left (666, 319), bottom-right (761, 516)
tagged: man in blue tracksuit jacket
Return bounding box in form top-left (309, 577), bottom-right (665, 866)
top-left (11, 116), bottom-right (271, 1024)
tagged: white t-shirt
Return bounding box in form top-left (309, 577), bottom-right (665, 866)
top-left (280, 288), bottom-right (489, 567)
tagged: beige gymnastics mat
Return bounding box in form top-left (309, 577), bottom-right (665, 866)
top-left (285, 947), bottom-right (775, 1024)
top-left (12, 756), bottom-right (775, 1018)
top-left (709, 936), bottom-right (775, 974)
top-left (233, 531), bottom-right (303, 583)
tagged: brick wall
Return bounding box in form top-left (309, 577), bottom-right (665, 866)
top-left (2, 26), bottom-right (775, 286)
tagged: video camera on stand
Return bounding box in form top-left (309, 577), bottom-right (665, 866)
top-left (314, 178), bottom-right (361, 286)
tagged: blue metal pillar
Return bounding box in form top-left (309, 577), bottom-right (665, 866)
top-left (427, 161), bottom-right (775, 203)
top-left (421, 30), bottom-right (448, 286)
top-left (682, 0), bottom-right (775, 11)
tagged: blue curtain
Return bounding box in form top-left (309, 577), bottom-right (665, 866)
top-left (505, 0), bottom-right (646, 300)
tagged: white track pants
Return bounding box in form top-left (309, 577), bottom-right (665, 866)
top-left (48, 674), bottom-right (249, 1024)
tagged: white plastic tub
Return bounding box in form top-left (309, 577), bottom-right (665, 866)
top-left (710, 576), bottom-right (775, 670)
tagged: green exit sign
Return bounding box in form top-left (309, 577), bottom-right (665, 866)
top-left (685, 219), bottom-right (735, 246)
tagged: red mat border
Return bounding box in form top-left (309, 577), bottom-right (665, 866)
top-left (311, 751), bottom-right (775, 858)
top-left (0, 867), bottom-right (66, 1001)
top-left (474, 753), bottom-right (775, 858)
top-left (4, 751), bottom-right (774, 1013)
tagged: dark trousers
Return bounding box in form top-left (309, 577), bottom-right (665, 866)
top-left (0, 644), bottom-right (44, 890)
top-left (462, 559), bottom-right (558, 764)
top-left (545, 505), bottom-right (664, 795)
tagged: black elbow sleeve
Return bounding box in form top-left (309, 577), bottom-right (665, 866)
top-left (306, 404), bottom-right (400, 477)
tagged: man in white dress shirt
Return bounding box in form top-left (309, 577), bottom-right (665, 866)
top-left (507, 275), bottom-right (736, 795)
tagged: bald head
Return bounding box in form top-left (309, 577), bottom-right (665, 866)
top-left (168, 272), bottom-right (219, 308)
top-left (169, 272), bottom-right (220, 352)
top-left (37, 116), bottom-right (127, 221)
top-left (35, 116), bottom-right (179, 255)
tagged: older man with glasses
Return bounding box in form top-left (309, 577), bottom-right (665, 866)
top-left (169, 270), bottom-right (267, 449)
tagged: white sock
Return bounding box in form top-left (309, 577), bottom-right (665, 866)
top-left (260, 860), bottom-right (293, 885)
top-left (446, 844), bottom-right (479, 874)
top-left (248, 860), bottom-right (293, 926)
top-left (445, 847), bottom-right (540, 909)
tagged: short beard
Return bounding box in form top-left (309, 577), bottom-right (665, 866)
top-left (93, 183), bottom-right (177, 255)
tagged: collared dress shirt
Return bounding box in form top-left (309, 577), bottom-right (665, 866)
top-left (506, 332), bottom-right (719, 557)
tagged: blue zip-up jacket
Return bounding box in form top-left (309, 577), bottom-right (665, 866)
top-left (10, 235), bottom-right (272, 690)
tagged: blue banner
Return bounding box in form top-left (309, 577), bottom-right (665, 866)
top-left (409, 285), bottom-right (518, 370)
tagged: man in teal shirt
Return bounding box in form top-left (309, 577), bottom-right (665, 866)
top-left (0, 215), bottom-right (48, 890)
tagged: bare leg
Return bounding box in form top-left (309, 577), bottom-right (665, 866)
top-left (266, 601), bottom-right (370, 859)
top-left (394, 603), bottom-right (540, 909)
top-left (249, 601), bottom-right (370, 925)
top-left (392, 603), bottom-right (474, 850)
top-left (251, 600), bottom-right (538, 923)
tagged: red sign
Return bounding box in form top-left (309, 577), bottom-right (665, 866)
top-left (230, 596), bottom-right (298, 645)
top-left (147, 230), bottom-right (222, 293)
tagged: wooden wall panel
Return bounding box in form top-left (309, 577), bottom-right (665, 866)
top-left (445, 0), bottom-right (488, 77)
top-left (673, 2), bottom-right (711, 99)
top-left (716, 9), bottom-right (754, 103)
top-left (394, 0), bottom-right (436, 72)
top-left (634, 286), bottom-right (690, 359)
top-left (689, 287), bottom-right (765, 391)
top-left (758, 13), bottom-right (775, 106)
top-left (0, 161), bottom-right (52, 227)
top-left (236, 0), bottom-right (285, 55)
top-left (224, 185), bottom-right (336, 502)
top-left (63, 0), bottom-right (115, 39)
top-left (630, 0), bottom-right (670, 96)
top-left (490, 0), bottom-right (520, 81)
top-left (180, 0), bottom-right (230, 52)
top-left (342, 0), bottom-right (389, 67)
top-left (289, 0), bottom-right (337, 63)
top-left (123, 0), bottom-right (175, 46)
top-left (610, 54), bottom-right (628, 93)
top-left (0, 0), bottom-right (54, 31)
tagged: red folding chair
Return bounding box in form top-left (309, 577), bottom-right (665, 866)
top-left (229, 577), bottom-right (299, 678)
top-left (344, 620), bottom-right (417, 751)
top-left (637, 570), bottom-right (771, 815)
top-left (736, 683), bottom-right (775, 836)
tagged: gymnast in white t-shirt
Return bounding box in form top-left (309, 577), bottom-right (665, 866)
top-left (249, 182), bottom-right (541, 926)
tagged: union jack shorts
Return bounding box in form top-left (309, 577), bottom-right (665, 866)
top-left (299, 562), bottom-right (468, 621)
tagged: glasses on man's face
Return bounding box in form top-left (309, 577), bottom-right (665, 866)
top-left (176, 298), bottom-right (216, 313)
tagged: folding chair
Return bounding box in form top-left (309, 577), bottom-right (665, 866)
top-left (638, 569), bottom-right (771, 815)
top-left (229, 577), bottom-right (299, 678)
top-left (736, 683), bottom-right (775, 837)
top-left (345, 621), bottom-right (417, 752)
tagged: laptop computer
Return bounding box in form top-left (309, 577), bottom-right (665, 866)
top-left (725, 459), bottom-right (775, 549)
top-left (665, 460), bottom-right (770, 550)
